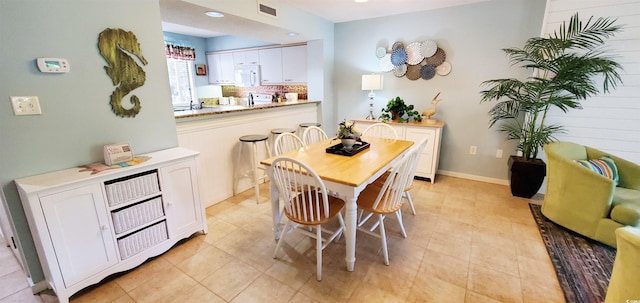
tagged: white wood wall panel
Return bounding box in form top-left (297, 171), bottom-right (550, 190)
top-left (542, 0), bottom-right (640, 163)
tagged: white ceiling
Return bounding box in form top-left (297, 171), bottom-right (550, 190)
top-left (160, 0), bottom-right (490, 42)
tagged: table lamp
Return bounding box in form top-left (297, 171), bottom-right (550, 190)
top-left (362, 74), bottom-right (383, 120)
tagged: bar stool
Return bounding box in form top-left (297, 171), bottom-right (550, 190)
top-left (270, 128), bottom-right (296, 153)
top-left (235, 134), bottom-right (270, 203)
top-left (299, 122), bottom-right (321, 135)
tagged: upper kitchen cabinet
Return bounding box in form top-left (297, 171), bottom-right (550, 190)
top-left (259, 48), bottom-right (283, 84)
top-left (207, 53), bottom-right (234, 85)
top-left (282, 45), bottom-right (307, 84)
top-left (233, 50), bottom-right (260, 66)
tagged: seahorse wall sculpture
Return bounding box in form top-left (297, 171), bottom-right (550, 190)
top-left (98, 28), bottom-right (148, 118)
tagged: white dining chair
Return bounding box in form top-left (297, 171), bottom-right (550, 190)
top-left (302, 126), bottom-right (329, 146)
top-left (271, 157), bottom-right (346, 281)
top-left (403, 138), bottom-right (429, 215)
top-left (273, 132), bottom-right (305, 155)
top-left (362, 123), bottom-right (399, 139)
top-left (356, 144), bottom-right (420, 265)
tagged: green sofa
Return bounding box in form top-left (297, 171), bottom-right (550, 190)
top-left (605, 226), bottom-right (640, 303)
top-left (542, 142), bottom-right (640, 247)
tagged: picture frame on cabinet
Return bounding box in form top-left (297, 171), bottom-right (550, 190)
top-left (196, 64), bottom-right (207, 76)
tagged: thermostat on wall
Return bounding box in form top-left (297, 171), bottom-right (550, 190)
top-left (36, 58), bottom-right (70, 73)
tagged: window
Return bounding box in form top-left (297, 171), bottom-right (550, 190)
top-left (166, 58), bottom-right (195, 107)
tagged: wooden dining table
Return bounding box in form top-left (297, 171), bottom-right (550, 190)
top-left (260, 136), bottom-right (414, 271)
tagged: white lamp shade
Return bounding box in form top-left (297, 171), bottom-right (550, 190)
top-left (362, 74), bottom-right (383, 91)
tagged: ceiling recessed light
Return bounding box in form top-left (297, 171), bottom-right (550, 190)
top-left (205, 11), bottom-right (224, 18)
top-left (287, 32), bottom-right (298, 37)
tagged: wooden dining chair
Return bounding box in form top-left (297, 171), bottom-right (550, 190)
top-left (271, 157), bottom-right (346, 281)
top-left (362, 123), bottom-right (399, 139)
top-left (301, 126), bottom-right (329, 146)
top-left (403, 138), bottom-right (429, 215)
top-left (273, 132), bottom-right (305, 155)
top-left (356, 145), bottom-right (420, 265)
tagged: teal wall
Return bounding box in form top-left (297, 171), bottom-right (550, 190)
top-left (0, 0), bottom-right (178, 282)
top-left (334, 0), bottom-right (546, 181)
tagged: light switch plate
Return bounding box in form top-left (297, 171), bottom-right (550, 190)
top-left (10, 96), bottom-right (42, 115)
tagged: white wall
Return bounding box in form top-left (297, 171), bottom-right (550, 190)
top-left (541, 0), bottom-right (640, 163)
top-left (334, 0), bottom-right (547, 181)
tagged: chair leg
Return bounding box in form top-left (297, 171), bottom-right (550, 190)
top-left (273, 220), bottom-right (290, 258)
top-left (316, 225), bottom-right (323, 281)
top-left (378, 214), bottom-right (389, 265)
top-left (395, 210), bottom-right (407, 238)
top-left (405, 191), bottom-right (416, 215)
top-left (251, 142), bottom-right (260, 204)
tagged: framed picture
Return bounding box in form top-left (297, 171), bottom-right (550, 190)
top-left (196, 64), bottom-right (207, 76)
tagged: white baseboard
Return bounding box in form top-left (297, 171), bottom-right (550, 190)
top-left (29, 278), bottom-right (49, 294)
top-left (437, 170), bottom-right (509, 186)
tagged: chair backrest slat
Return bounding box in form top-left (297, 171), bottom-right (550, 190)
top-left (302, 126), bottom-right (329, 146)
top-left (274, 133), bottom-right (305, 155)
top-left (371, 146), bottom-right (420, 212)
top-left (362, 123), bottom-right (399, 139)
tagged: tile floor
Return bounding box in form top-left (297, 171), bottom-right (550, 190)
top-left (0, 176), bottom-right (565, 303)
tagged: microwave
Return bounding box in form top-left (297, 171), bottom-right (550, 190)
top-left (234, 65), bottom-right (260, 87)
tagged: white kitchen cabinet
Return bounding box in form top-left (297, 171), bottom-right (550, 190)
top-left (282, 45), bottom-right (307, 83)
top-left (355, 119), bottom-right (444, 183)
top-left (15, 148), bottom-right (207, 303)
top-left (233, 50), bottom-right (259, 66)
top-left (207, 53), bottom-right (234, 84)
top-left (258, 48), bottom-right (283, 84)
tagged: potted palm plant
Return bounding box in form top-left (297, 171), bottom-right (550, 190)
top-left (480, 13), bottom-right (623, 198)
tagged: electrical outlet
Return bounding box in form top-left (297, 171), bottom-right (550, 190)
top-left (496, 149), bottom-right (503, 158)
top-left (469, 146), bottom-right (477, 155)
top-left (10, 96), bottom-right (42, 115)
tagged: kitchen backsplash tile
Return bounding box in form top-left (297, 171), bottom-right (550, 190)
top-left (222, 85), bottom-right (307, 100)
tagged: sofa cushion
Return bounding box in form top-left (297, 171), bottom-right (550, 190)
top-left (610, 188), bottom-right (640, 226)
top-left (575, 156), bottom-right (619, 185)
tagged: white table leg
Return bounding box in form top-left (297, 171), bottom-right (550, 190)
top-left (344, 196), bottom-right (357, 271)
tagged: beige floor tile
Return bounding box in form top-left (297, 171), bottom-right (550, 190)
top-left (517, 256), bottom-right (565, 303)
top-left (469, 241), bottom-right (519, 277)
top-left (515, 238), bottom-right (550, 262)
top-left (407, 274), bottom-right (466, 303)
top-left (265, 259), bottom-right (314, 291)
top-left (162, 235), bottom-right (211, 265)
top-left (288, 291), bottom-right (320, 303)
top-left (361, 260), bottom-right (418, 299)
top-left (200, 260), bottom-right (261, 301)
top-left (203, 218), bottom-right (241, 244)
top-left (467, 264), bottom-right (523, 303)
top-left (70, 281), bottom-right (128, 303)
top-left (427, 230), bottom-right (472, 262)
top-left (230, 274), bottom-right (297, 303)
top-left (298, 266), bottom-right (365, 303)
top-left (0, 269), bottom-right (29, 300)
top-left (419, 248), bottom-right (469, 289)
top-left (175, 245), bottom-right (234, 281)
top-left (0, 288), bottom-right (42, 303)
top-left (125, 266), bottom-right (198, 303)
top-left (114, 257), bottom-right (174, 293)
top-left (465, 290), bottom-right (504, 303)
top-left (347, 281), bottom-right (408, 303)
top-left (511, 221), bottom-right (543, 243)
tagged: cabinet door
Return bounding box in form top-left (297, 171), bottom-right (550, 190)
top-left (40, 184), bottom-right (118, 287)
top-left (160, 160), bottom-right (203, 238)
top-left (233, 50), bottom-right (259, 66)
top-left (207, 54), bottom-right (222, 84)
top-left (218, 53), bottom-right (235, 84)
top-left (405, 127), bottom-right (436, 177)
top-left (282, 45), bottom-right (307, 83)
top-left (259, 48), bottom-right (283, 84)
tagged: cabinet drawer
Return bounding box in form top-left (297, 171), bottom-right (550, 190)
top-left (111, 197), bottom-right (165, 235)
top-left (105, 170), bottom-right (160, 207)
top-left (117, 221), bottom-right (168, 260)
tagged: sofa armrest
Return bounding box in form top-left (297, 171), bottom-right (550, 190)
top-left (543, 150), bottom-right (616, 224)
top-left (586, 147), bottom-right (640, 190)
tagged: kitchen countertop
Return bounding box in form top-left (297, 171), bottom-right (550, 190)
top-left (174, 100), bottom-right (319, 119)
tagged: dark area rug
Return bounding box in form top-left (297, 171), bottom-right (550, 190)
top-left (529, 203), bottom-right (616, 303)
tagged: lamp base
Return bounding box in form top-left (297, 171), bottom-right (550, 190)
top-left (365, 112), bottom-right (376, 120)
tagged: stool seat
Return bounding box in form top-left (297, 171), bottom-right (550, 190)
top-left (240, 134), bottom-right (269, 142)
top-left (271, 128), bottom-right (296, 134)
top-left (299, 122), bottom-right (321, 128)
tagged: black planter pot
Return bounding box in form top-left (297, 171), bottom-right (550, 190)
top-left (508, 155), bottom-right (546, 198)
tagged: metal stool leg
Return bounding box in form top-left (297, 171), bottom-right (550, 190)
top-left (251, 141), bottom-right (260, 203)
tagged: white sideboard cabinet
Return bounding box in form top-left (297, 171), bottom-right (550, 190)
top-left (15, 147), bottom-right (207, 303)
top-left (354, 119), bottom-right (444, 183)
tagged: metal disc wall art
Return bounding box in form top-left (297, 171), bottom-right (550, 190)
top-left (377, 39), bottom-right (451, 81)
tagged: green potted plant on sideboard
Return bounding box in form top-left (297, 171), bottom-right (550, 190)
top-left (380, 96), bottom-right (422, 122)
top-left (480, 13), bottom-right (623, 198)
